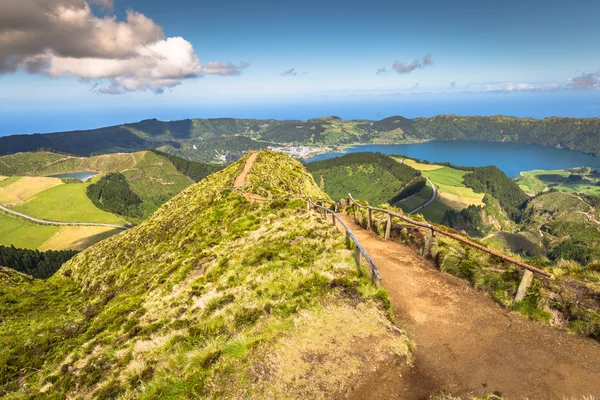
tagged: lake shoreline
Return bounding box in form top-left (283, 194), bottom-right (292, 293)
top-left (305, 140), bottom-right (600, 178)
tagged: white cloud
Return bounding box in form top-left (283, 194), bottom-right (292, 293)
top-left (0, 0), bottom-right (248, 94)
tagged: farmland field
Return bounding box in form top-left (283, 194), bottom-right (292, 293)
top-left (38, 225), bottom-right (122, 251)
top-left (0, 176), bottom-right (64, 206)
top-left (400, 159), bottom-right (484, 220)
top-left (13, 182), bottom-right (127, 224)
top-left (0, 212), bottom-right (59, 249)
top-left (516, 169), bottom-right (600, 196)
top-left (397, 181), bottom-right (434, 213)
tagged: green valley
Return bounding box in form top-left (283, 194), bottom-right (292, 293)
top-left (0, 151), bottom-right (222, 251)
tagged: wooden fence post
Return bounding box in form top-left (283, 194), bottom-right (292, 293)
top-left (355, 246), bottom-right (361, 269)
top-left (384, 213), bottom-right (392, 240)
top-left (367, 208), bottom-right (372, 230)
top-left (345, 229), bottom-right (350, 244)
top-left (422, 227), bottom-right (434, 257)
top-left (514, 270), bottom-right (534, 303)
top-left (331, 212), bottom-right (336, 226)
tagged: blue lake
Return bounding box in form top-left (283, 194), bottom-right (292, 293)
top-left (49, 172), bottom-right (97, 181)
top-left (306, 141), bottom-right (600, 178)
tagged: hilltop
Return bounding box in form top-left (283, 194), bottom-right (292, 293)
top-left (0, 151), bottom-right (407, 399)
top-left (2, 115), bottom-right (600, 162)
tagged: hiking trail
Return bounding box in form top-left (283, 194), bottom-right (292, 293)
top-left (333, 214), bottom-right (600, 399)
top-left (233, 152), bottom-right (267, 203)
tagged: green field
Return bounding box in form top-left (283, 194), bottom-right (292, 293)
top-left (516, 168), bottom-right (600, 196)
top-left (0, 212), bottom-right (59, 249)
top-left (398, 181), bottom-right (433, 213)
top-left (13, 182), bottom-right (126, 225)
top-left (417, 197), bottom-right (456, 223)
top-left (401, 159), bottom-right (485, 221)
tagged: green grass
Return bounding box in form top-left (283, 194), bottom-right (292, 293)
top-left (398, 181), bottom-right (433, 212)
top-left (1, 151), bottom-right (409, 399)
top-left (0, 212), bottom-right (59, 249)
top-left (417, 197), bottom-right (455, 223)
top-left (516, 169), bottom-right (600, 196)
top-left (401, 163), bottom-right (484, 220)
top-left (13, 183), bottom-right (126, 224)
top-left (423, 168), bottom-right (484, 201)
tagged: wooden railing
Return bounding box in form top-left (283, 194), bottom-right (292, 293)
top-left (308, 198), bottom-right (382, 284)
top-left (347, 193), bottom-right (551, 279)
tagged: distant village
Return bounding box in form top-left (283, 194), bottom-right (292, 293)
top-left (268, 144), bottom-right (336, 160)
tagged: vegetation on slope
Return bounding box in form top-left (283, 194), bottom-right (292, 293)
top-left (0, 151), bottom-right (409, 399)
top-left (306, 152), bottom-right (421, 205)
top-left (149, 149), bottom-right (223, 182)
top-left (87, 173), bottom-right (143, 219)
top-left (516, 167), bottom-right (600, 196)
top-left (462, 166), bottom-right (529, 220)
top-left (520, 191), bottom-right (600, 264)
top-left (0, 245), bottom-right (78, 279)
top-left (348, 200), bottom-right (600, 339)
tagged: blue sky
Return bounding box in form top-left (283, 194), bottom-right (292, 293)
top-left (0, 0), bottom-right (599, 134)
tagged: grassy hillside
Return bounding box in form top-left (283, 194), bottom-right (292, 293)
top-left (521, 191), bottom-right (600, 263)
top-left (349, 200), bottom-right (600, 338)
top-left (0, 150), bottom-right (220, 220)
top-left (0, 151), bottom-right (219, 250)
top-left (463, 166), bottom-right (529, 220)
top-left (12, 182), bottom-right (127, 225)
top-left (516, 167), bottom-right (600, 196)
top-left (3, 115), bottom-right (600, 160)
top-left (306, 152), bottom-right (421, 205)
top-left (400, 158), bottom-right (484, 222)
top-left (0, 151), bottom-right (409, 398)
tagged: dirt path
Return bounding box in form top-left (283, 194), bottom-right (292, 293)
top-left (335, 214), bottom-right (600, 399)
top-left (232, 152), bottom-right (269, 204)
top-left (234, 152), bottom-right (258, 188)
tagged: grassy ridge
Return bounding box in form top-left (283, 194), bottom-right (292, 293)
top-left (4, 115), bottom-right (600, 161)
top-left (0, 151), bottom-right (408, 398)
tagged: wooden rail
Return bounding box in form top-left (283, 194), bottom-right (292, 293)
top-left (348, 193), bottom-right (551, 278)
top-left (308, 198), bottom-right (382, 284)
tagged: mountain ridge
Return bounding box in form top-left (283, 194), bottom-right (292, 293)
top-left (2, 115), bottom-right (600, 161)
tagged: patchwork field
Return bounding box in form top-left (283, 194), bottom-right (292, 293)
top-left (0, 176), bottom-right (64, 206)
top-left (400, 159), bottom-right (484, 222)
top-left (516, 168), bottom-right (600, 196)
top-left (0, 212), bottom-right (121, 250)
top-left (38, 225), bottom-right (123, 251)
top-left (12, 182), bottom-right (127, 225)
top-left (0, 212), bottom-right (59, 249)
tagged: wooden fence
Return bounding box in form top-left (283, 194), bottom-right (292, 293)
top-left (347, 193), bottom-right (551, 302)
top-left (308, 198), bottom-right (382, 284)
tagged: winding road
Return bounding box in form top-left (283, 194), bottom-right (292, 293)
top-left (0, 205), bottom-right (129, 230)
top-left (408, 177), bottom-right (437, 214)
